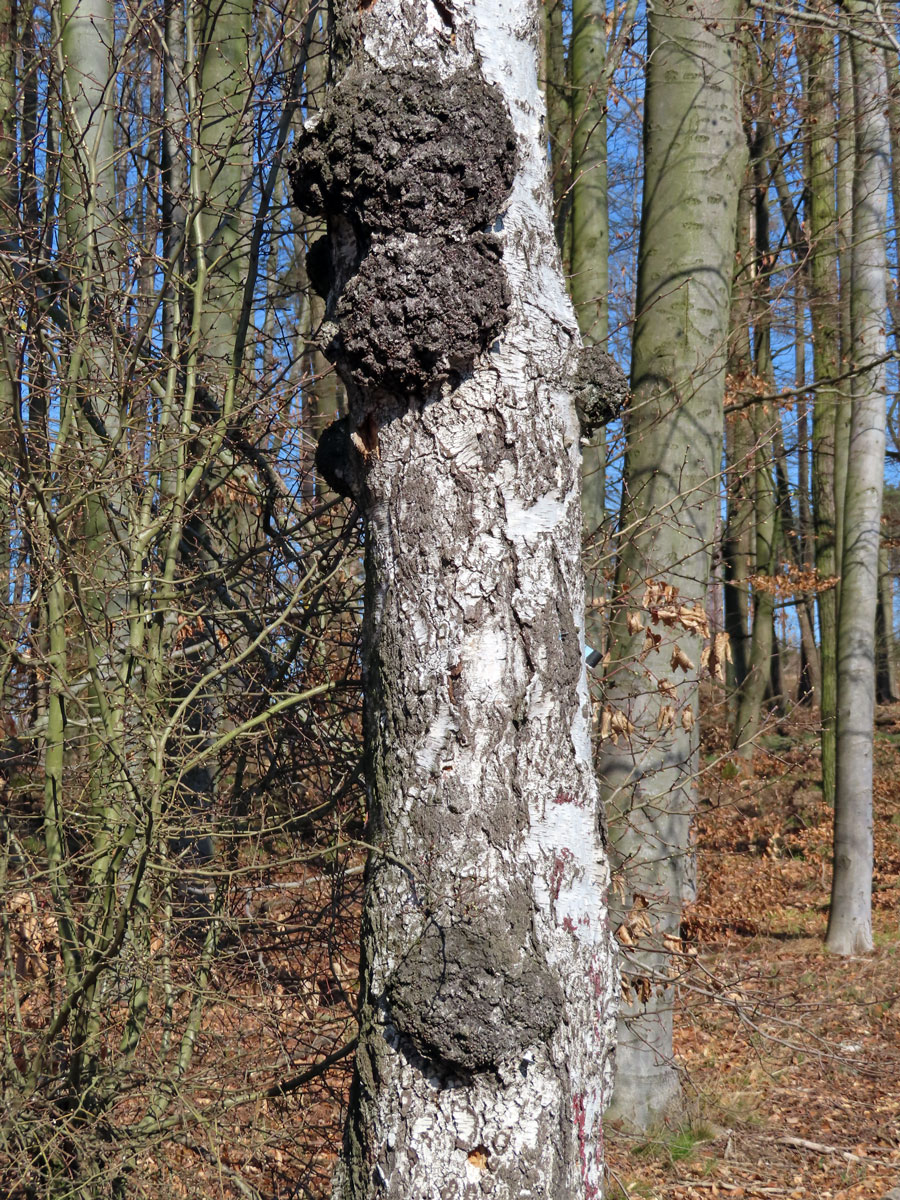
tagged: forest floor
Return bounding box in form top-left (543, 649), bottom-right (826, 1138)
top-left (139, 702), bottom-right (900, 1199)
top-left (605, 702), bottom-right (900, 1200)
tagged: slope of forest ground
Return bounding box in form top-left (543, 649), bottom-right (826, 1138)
top-left (11, 701), bottom-right (897, 1199)
top-left (605, 702), bottom-right (900, 1200)
top-left (160, 702), bottom-right (900, 1200)
top-left (210, 699), bottom-right (900, 1200)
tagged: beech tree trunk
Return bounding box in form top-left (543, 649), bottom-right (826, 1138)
top-left (542, 0), bottom-right (572, 269)
top-left (876, 542), bottom-right (898, 703)
top-left (834, 31), bottom-right (854, 581)
top-left (571, 0), bottom-right (610, 638)
top-left (825, 0), bottom-right (889, 957)
top-left (290, 2), bottom-right (617, 1195)
top-left (598, 0), bottom-right (745, 1131)
top-left (806, 12), bottom-right (841, 805)
top-left (734, 18), bottom-right (780, 758)
top-left (723, 183), bottom-right (755, 704)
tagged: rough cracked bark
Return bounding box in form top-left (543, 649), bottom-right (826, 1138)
top-left (289, 1), bottom-right (617, 1196)
top-left (825, 0), bottom-right (890, 958)
top-left (598, 0), bottom-right (745, 1131)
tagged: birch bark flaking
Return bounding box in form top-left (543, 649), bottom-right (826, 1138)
top-left (290, 2), bottom-right (617, 1196)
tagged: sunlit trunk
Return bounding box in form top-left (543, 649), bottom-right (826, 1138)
top-left (599, 0), bottom-right (745, 1131)
top-left (826, 0), bottom-right (889, 957)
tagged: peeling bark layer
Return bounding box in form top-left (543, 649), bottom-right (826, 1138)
top-left (290, 1), bottom-right (617, 1196)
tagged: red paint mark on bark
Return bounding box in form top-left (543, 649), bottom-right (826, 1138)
top-left (587, 950), bottom-right (607, 999)
top-left (549, 847), bottom-right (574, 904)
top-left (573, 1093), bottom-right (600, 1199)
top-left (562, 915), bottom-right (576, 933)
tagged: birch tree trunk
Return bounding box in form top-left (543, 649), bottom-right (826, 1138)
top-left (825, 0), bottom-right (890, 957)
top-left (598, 0), bottom-right (745, 1131)
top-left (290, 1), bottom-right (617, 1195)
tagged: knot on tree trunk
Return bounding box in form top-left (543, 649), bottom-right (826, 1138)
top-left (289, 63), bottom-right (516, 399)
top-left (571, 345), bottom-right (630, 440)
top-left (385, 907), bottom-right (564, 1072)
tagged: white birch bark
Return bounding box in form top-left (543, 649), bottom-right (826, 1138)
top-left (292, 1), bottom-right (617, 1196)
top-left (825, 0), bottom-right (890, 957)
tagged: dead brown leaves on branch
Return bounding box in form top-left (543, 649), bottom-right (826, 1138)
top-left (749, 562), bottom-right (840, 598)
top-left (600, 581), bottom-right (731, 745)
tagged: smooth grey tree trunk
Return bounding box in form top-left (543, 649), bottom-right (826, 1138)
top-left (834, 31), bottom-right (854, 586)
top-left (599, 0), bottom-right (745, 1132)
top-left (290, 1), bottom-right (617, 1195)
top-left (571, 0), bottom-right (610, 656)
top-left (825, 0), bottom-right (890, 957)
top-left (722, 184), bottom-right (755, 705)
top-left (876, 542), bottom-right (898, 703)
top-left (806, 11), bottom-right (841, 807)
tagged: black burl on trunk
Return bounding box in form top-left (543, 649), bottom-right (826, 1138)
top-left (291, 65), bottom-right (515, 502)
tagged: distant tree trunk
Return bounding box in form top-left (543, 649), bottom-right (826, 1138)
top-left (806, 13), bottom-right (841, 803)
top-left (169, 0), bottom-right (253, 880)
top-left (58, 0), bottom-right (123, 633)
top-left (542, 0), bottom-right (572, 268)
top-left (722, 407), bottom-right (753, 698)
top-left (735, 56), bottom-right (778, 758)
top-left (772, 416), bottom-right (820, 703)
top-left (825, 1), bottom-right (889, 957)
top-left (734, 407), bottom-right (776, 755)
top-left (723, 184), bottom-right (755, 702)
top-left (0, 0), bottom-right (15, 625)
top-left (834, 31), bottom-right (854, 578)
top-left (887, 52), bottom-right (900, 341)
top-left (876, 540), bottom-right (898, 703)
top-left (56, 0), bottom-right (130, 1090)
top-left (570, 0), bottom-right (609, 655)
top-left (161, 0), bottom-right (187, 357)
top-left (599, 0), bottom-right (744, 1131)
top-left (293, 2), bottom-right (617, 1193)
top-left (883, 52), bottom-right (900, 707)
top-left (795, 299), bottom-right (819, 706)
